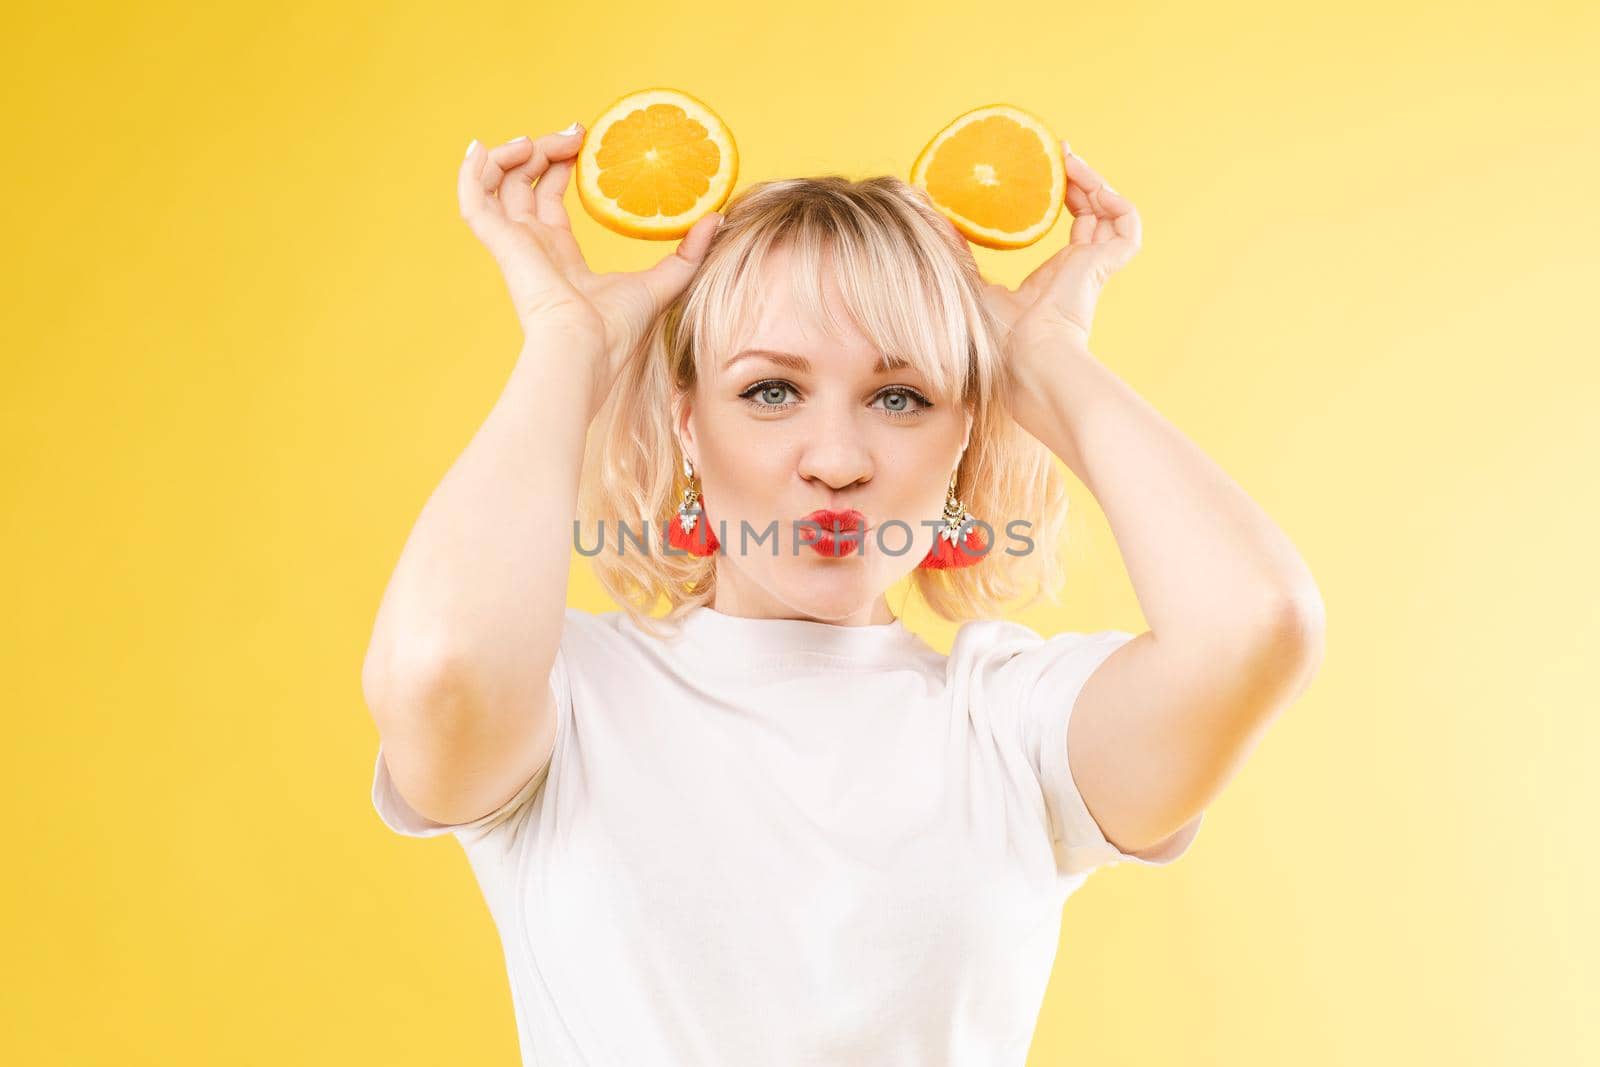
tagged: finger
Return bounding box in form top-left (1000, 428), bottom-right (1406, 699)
top-left (1069, 211), bottom-right (1100, 245)
top-left (533, 158), bottom-right (575, 230)
top-left (488, 136), bottom-right (541, 218)
top-left (1069, 205), bottom-right (1141, 252)
top-left (638, 211), bottom-right (724, 312)
top-left (680, 210), bottom-right (725, 263)
top-left (1061, 141), bottom-right (1134, 220)
top-left (456, 136), bottom-right (544, 224)
top-left (530, 160), bottom-right (589, 274)
top-left (500, 125), bottom-right (586, 218)
top-left (458, 138), bottom-right (501, 229)
top-left (483, 134), bottom-right (553, 194)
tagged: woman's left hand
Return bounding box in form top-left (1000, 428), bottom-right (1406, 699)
top-left (977, 143), bottom-right (1142, 359)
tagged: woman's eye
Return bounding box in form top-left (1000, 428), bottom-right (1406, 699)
top-left (874, 388), bottom-right (933, 420)
top-left (738, 381), bottom-right (933, 420)
top-left (740, 381), bottom-right (798, 409)
top-left (760, 383), bottom-right (795, 407)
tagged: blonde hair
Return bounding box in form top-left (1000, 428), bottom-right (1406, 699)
top-left (577, 174), bottom-right (1075, 641)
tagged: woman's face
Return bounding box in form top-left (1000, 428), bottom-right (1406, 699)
top-left (678, 244), bottom-right (973, 625)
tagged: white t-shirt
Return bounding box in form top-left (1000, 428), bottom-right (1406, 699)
top-left (371, 605), bottom-right (1204, 1066)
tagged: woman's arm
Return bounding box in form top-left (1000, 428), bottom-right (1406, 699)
top-left (1009, 342), bottom-right (1325, 642)
top-left (361, 329), bottom-right (598, 826)
top-left (1008, 341), bottom-right (1325, 854)
top-left (362, 126), bottom-right (722, 826)
top-left (972, 143), bottom-right (1325, 855)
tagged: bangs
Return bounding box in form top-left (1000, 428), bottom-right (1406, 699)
top-left (681, 178), bottom-right (988, 405)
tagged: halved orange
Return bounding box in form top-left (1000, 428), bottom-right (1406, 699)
top-left (910, 104), bottom-right (1065, 250)
top-left (575, 88), bottom-right (739, 241)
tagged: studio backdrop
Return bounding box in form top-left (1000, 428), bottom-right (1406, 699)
top-left (3, 1), bottom-right (1595, 1064)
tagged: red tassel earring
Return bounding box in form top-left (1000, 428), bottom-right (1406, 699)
top-left (668, 457), bottom-right (720, 557)
top-left (918, 468), bottom-right (987, 569)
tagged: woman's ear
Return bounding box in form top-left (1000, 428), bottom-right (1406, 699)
top-left (673, 391), bottom-right (698, 467)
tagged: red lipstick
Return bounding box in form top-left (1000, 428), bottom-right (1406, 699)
top-left (800, 508), bottom-right (867, 557)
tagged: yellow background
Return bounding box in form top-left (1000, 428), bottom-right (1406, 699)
top-left (4, 0), bottom-right (1596, 1062)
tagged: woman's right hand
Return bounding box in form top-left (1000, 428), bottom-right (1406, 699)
top-left (458, 127), bottom-right (724, 402)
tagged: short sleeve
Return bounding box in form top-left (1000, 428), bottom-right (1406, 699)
top-left (370, 638), bottom-right (572, 845)
top-left (959, 620), bottom-right (1204, 879)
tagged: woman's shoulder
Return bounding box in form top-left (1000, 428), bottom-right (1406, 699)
top-left (556, 605), bottom-right (639, 652)
top-left (945, 615), bottom-right (1135, 677)
top-left (560, 605), bottom-right (701, 638)
top-left (946, 615), bottom-right (1045, 657)
top-left (558, 604), bottom-right (622, 631)
top-left (556, 605), bottom-right (689, 659)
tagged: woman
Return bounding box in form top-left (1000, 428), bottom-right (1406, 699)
top-left (363, 122), bottom-right (1325, 1065)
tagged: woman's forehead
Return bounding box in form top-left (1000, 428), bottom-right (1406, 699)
top-left (695, 228), bottom-right (969, 399)
top-left (719, 343), bottom-right (916, 380)
top-left (726, 298), bottom-right (880, 373)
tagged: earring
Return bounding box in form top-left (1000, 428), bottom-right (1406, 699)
top-left (918, 467), bottom-right (987, 569)
top-left (668, 457), bottom-right (720, 557)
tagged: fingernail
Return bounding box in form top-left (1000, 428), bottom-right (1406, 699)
top-left (510, 135), bottom-right (530, 144)
top-left (1062, 140), bottom-right (1073, 156)
top-left (559, 121), bottom-right (583, 135)
top-left (464, 138), bottom-right (479, 159)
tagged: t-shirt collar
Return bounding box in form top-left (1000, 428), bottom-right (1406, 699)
top-left (664, 604), bottom-right (920, 669)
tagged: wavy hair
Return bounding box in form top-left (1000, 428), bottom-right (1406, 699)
top-left (576, 174), bottom-right (1075, 641)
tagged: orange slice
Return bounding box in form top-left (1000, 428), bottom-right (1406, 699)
top-left (910, 104), bottom-right (1065, 250)
top-left (575, 88), bottom-right (739, 241)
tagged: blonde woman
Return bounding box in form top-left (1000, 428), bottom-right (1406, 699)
top-left (363, 122), bottom-right (1325, 1065)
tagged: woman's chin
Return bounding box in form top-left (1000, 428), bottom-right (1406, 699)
top-left (765, 563), bottom-right (856, 600)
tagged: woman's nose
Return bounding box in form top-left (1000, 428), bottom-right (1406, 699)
top-left (794, 409), bottom-right (875, 490)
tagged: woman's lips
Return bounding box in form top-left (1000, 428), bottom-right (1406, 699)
top-left (800, 509), bottom-right (866, 557)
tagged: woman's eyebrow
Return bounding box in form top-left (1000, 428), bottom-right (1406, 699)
top-left (722, 349), bottom-right (912, 373)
